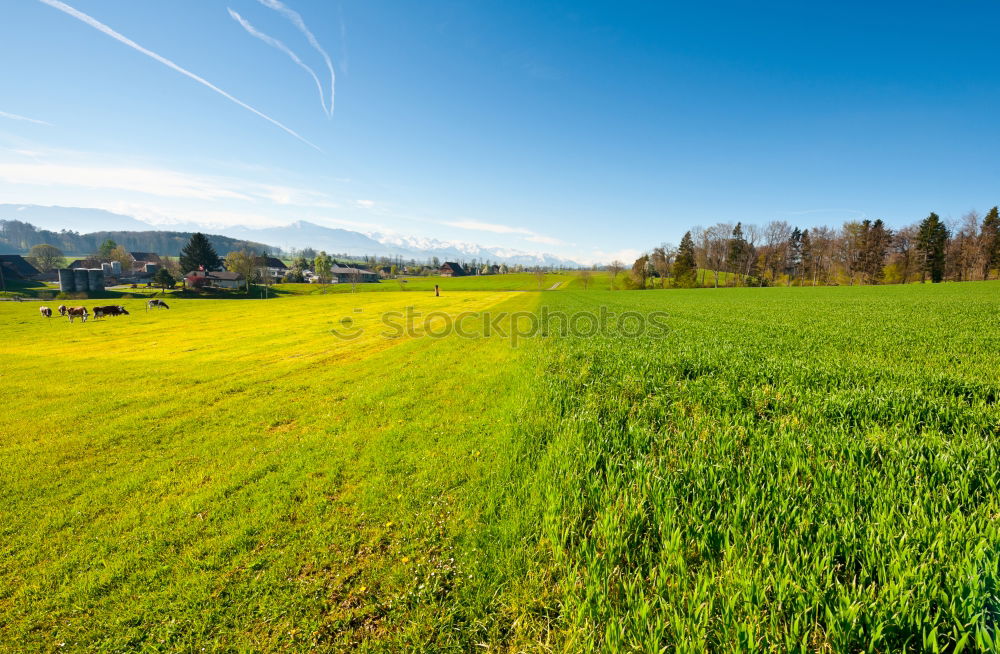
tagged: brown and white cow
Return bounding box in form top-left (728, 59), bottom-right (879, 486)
top-left (39, 306), bottom-right (52, 318)
top-left (66, 306), bottom-right (88, 323)
top-left (57, 305), bottom-right (67, 316)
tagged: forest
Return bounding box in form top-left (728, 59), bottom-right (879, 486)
top-left (0, 220), bottom-right (275, 258)
top-left (631, 208), bottom-right (1000, 287)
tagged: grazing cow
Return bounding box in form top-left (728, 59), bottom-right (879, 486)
top-left (57, 305), bottom-right (67, 316)
top-left (40, 306), bottom-right (52, 318)
top-left (93, 305), bottom-right (130, 319)
top-left (66, 306), bottom-right (88, 323)
top-left (147, 299), bottom-right (170, 310)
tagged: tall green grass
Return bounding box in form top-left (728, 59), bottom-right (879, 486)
top-left (2, 282), bottom-right (999, 651)
top-left (480, 283), bottom-right (1000, 651)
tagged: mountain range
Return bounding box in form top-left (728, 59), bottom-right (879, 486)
top-left (0, 204), bottom-right (581, 266)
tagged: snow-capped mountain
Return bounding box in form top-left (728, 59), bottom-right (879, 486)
top-left (0, 205), bottom-right (583, 266)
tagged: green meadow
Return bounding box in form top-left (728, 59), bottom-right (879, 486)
top-left (2, 280), bottom-right (999, 651)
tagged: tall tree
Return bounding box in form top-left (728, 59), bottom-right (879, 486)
top-left (889, 226), bottom-right (917, 284)
top-left (97, 239), bottom-right (117, 261)
top-left (799, 229), bottom-right (814, 285)
top-left (631, 254), bottom-right (650, 289)
top-left (179, 233), bottom-right (221, 273)
top-left (762, 221), bottom-right (792, 284)
top-left (862, 219), bottom-right (891, 284)
top-left (673, 231), bottom-right (697, 287)
top-left (981, 206), bottom-right (1000, 280)
top-left (727, 222), bottom-right (748, 286)
top-left (785, 228), bottom-right (803, 286)
top-left (916, 213), bottom-right (949, 283)
top-left (313, 251), bottom-right (333, 283)
top-left (650, 247), bottom-right (670, 288)
top-left (224, 250), bottom-right (259, 292)
top-left (607, 260), bottom-right (624, 290)
top-left (26, 243), bottom-right (63, 272)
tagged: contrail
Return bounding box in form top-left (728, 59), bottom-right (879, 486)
top-left (36, 0), bottom-right (321, 151)
top-left (0, 110), bottom-right (52, 126)
top-left (228, 8), bottom-right (329, 116)
top-left (258, 0), bottom-right (335, 117)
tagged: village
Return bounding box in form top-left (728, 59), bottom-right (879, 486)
top-left (1, 237), bottom-right (526, 302)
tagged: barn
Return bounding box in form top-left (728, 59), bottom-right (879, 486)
top-left (0, 255), bottom-right (41, 280)
top-left (439, 262), bottom-right (467, 277)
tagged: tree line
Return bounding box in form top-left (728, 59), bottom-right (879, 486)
top-left (0, 220), bottom-right (275, 259)
top-left (623, 209), bottom-right (999, 288)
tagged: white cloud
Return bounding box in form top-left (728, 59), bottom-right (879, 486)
top-left (444, 218), bottom-right (566, 247)
top-left (444, 219), bottom-right (532, 235)
top-left (0, 149), bottom-right (342, 209)
top-left (0, 111), bottom-right (52, 126)
top-left (0, 162), bottom-right (255, 201)
top-left (584, 248), bottom-right (642, 266)
top-left (355, 199), bottom-right (375, 209)
top-left (524, 234), bottom-right (566, 246)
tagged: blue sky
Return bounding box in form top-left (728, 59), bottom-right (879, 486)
top-left (1, 1), bottom-right (998, 263)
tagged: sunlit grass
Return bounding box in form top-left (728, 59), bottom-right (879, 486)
top-left (3, 282), bottom-right (999, 651)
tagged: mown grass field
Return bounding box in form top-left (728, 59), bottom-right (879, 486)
top-left (2, 281), bottom-right (999, 652)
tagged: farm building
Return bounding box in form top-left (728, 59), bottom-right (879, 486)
top-left (184, 270), bottom-right (244, 289)
top-left (259, 257), bottom-right (289, 281)
top-left (129, 252), bottom-right (161, 277)
top-left (0, 254), bottom-right (40, 280)
top-left (439, 262), bottom-right (467, 277)
top-left (66, 258), bottom-right (101, 270)
top-left (329, 265), bottom-right (379, 284)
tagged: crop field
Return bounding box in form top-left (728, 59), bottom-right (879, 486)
top-left (2, 281), bottom-right (999, 652)
top-left (272, 272), bottom-right (578, 295)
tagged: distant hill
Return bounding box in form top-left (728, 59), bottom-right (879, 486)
top-left (0, 204), bottom-right (153, 233)
top-left (0, 204), bottom-right (583, 266)
top-left (0, 220), bottom-right (277, 257)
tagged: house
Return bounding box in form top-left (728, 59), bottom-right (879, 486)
top-left (66, 258), bottom-right (101, 270)
top-left (184, 270), bottom-right (244, 289)
top-left (129, 252), bottom-right (161, 265)
top-left (325, 265), bottom-right (379, 284)
top-left (439, 262), bottom-right (466, 277)
top-left (259, 256), bottom-right (289, 281)
top-left (0, 254), bottom-right (40, 280)
top-left (129, 252), bottom-right (161, 277)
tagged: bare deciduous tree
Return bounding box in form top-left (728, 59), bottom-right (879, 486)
top-left (608, 260), bottom-right (624, 290)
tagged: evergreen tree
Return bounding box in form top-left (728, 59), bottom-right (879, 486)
top-left (673, 231), bottom-right (697, 286)
top-left (152, 267), bottom-right (175, 290)
top-left (799, 229), bottom-right (814, 285)
top-left (916, 213), bottom-right (949, 283)
top-left (863, 219), bottom-right (891, 284)
top-left (727, 222), bottom-right (747, 284)
top-left (179, 232), bottom-right (221, 273)
top-left (785, 228), bottom-right (803, 285)
top-left (982, 206), bottom-right (1000, 279)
